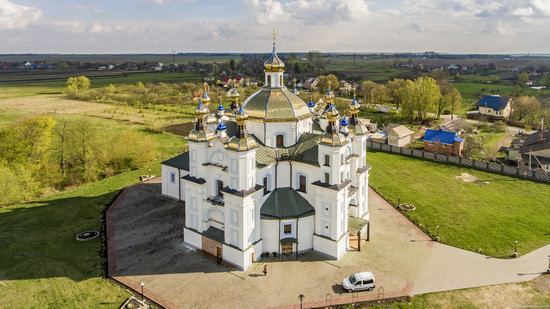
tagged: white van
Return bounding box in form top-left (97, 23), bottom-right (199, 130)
top-left (342, 272), bottom-right (375, 292)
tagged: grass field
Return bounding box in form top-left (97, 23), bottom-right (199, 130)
top-left (368, 151), bottom-right (550, 257)
top-left (0, 72), bottom-right (201, 99)
top-left (373, 275), bottom-right (550, 308)
top-left (0, 94), bottom-right (188, 307)
top-left (0, 162), bottom-right (171, 308)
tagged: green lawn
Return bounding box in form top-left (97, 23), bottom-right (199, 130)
top-left (370, 276), bottom-right (550, 309)
top-left (0, 163), bottom-right (169, 307)
top-left (368, 151), bottom-right (550, 257)
top-left (0, 72), bottom-right (201, 99)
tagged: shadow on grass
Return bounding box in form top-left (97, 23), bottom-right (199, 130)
top-left (0, 187), bottom-right (121, 282)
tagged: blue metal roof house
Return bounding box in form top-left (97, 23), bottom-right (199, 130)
top-left (423, 129), bottom-right (464, 156)
top-left (477, 95), bottom-right (512, 118)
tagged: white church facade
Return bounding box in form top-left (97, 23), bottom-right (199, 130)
top-left (161, 36), bottom-right (370, 270)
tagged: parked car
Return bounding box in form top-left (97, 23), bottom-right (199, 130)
top-left (342, 272), bottom-right (375, 292)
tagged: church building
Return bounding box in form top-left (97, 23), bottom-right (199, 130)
top-left (161, 34), bottom-right (370, 270)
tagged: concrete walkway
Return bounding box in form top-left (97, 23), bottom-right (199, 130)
top-left (106, 180), bottom-right (549, 309)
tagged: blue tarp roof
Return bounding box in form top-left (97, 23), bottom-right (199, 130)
top-left (478, 95), bottom-right (510, 111)
top-left (423, 129), bottom-right (463, 145)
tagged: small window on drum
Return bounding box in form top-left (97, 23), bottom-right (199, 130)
top-left (276, 134), bottom-right (284, 148)
top-left (283, 224), bottom-right (292, 235)
top-left (299, 175), bottom-right (307, 192)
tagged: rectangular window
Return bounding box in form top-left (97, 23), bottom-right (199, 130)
top-left (283, 224), bottom-right (292, 235)
top-left (263, 176), bottom-right (270, 195)
top-left (341, 171), bottom-right (344, 182)
top-left (324, 172), bottom-right (330, 184)
top-left (276, 134), bottom-right (284, 148)
top-left (170, 172), bottom-right (176, 183)
top-left (341, 154), bottom-right (344, 165)
top-left (299, 175), bottom-right (307, 192)
top-left (216, 180), bottom-right (224, 197)
top-left (324, 155), bottom-right (330, 166)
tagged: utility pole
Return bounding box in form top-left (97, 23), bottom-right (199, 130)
top-left (353, 52), bottom-right (356, 67)
top-left (172, 50), bottom-right (177, 63)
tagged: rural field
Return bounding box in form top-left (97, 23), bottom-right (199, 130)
top-left (372, 275), bottom-right (550, 309)
top-left (368, 151), bottom-right (550, 257)
top-left (0, 91), bottom-right (189, 307)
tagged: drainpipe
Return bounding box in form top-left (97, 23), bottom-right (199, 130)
top-left (296, 217), bottom-right (299, 260)
top-left (278, 219), bottom-right (281, 260)
top-left (289, 161), bottom-right (293, 188)
top-left (178, 169), bottom-right (181, 201)
top-left (275, 160), bottom-right (279, 190)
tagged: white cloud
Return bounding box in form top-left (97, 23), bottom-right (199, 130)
top-left (0, 0), bottom-right (42, 29)
top-left (245, 0), bottom-right (369, 25)
top-left (512, 7), bottom-right (534, 16)
top-left (89, 22), bottom-right (111, 33)
top-left (532, 0), bottom-right (550, 15)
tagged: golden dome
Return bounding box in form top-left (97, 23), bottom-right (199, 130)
top-left (320, 131), bottom-right (348, 147)
top-left (264, 29), bottom-right (285, 72)
top-left (227, 135), bottom-right (258, 152)
top-left (188, 129), bottom-right (215, 142)
top-left (241, 87), bottom-right (312, 122)
top-left (264, 46), bottom-right (285, 72)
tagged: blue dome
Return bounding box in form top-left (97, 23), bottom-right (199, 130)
top-left (307, 99), bottom-right (315, 108)
top-left (340, 116), bottom-right (349, 126)
top-left (217, 103), bottom-right (225, 111)
top-left (351, 97), bottom-right (358, 105)
top-left (238, 106), bottom-right (245, 115)
top-left (216, 121), bottom-right (227, 131)
top-left (197, 100), bottom-right (204, 110)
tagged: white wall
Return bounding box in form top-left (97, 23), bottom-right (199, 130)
top-left (161, 165), bottom-right (180, 199)
top-left (297, 216), bottom-right (314, 251)
top-left (184, 228), bottom-right (202, 249)
top-left (223, 244), bottom-right (256, 270)
top-left (313, 234), bottom-right (338, 258)
top-left (261, 219), bottom-right (279, 253)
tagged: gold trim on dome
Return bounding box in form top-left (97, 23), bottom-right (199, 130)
top-left (320, 131), bottom-right (348, 147)
top-left (188, 129), bottom-right (215, 142)
top-left (226, 135), bottom-right (258, 152)
top-left (241, 87), bottom-right (312, 122)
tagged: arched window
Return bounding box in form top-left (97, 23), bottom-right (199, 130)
top-left (276, 134), bottom-right (284, 147)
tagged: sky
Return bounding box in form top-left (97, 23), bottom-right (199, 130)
top-left (1, 0), bottom-right (550, 54)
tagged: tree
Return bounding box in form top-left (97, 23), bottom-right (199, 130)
top-left (318, 74), bottom-right (339, 93)
top-left (293, 62), bottom-right (301, 75)
top-left (399, 80), bottom-right (417, 122)
top-left (229, 59), bottom-right (236, 71)
top-left (414, 77), bottom-right (441, 121)
top-left (66, 76), bottom-right (91, 93)
top-left (513, 96), bottom-right (541, 124)
top-left (360, 80), bottom-right (377, 107)
top-left (542, 73), bottom-right (550, 87)
top-left (517, 72), bottom-right (529, 87)
top-left (386, 79), bottom-right (405, 110)
top-left (445, 88), bottom-right (462, 120)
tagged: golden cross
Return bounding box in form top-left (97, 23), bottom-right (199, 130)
top-left (272, 28), bottom-right (277, 45)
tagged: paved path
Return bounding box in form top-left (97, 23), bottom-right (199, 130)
top-left (106, 180), bottom-right (549, 308)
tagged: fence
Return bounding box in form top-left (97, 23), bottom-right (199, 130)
top-left (367, 140), bottom-right (550, 183)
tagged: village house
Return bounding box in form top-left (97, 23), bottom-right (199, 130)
top-left (161, 37), bottom-right (370, 270)
top-left (477, 95), bottom-right (513, 119)
top-left (384, 124), bottom-right (414, 147)
top-left (508, 125), bottom-right (550, 172)
top-left (423, 128), bottom-right (464, 156)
